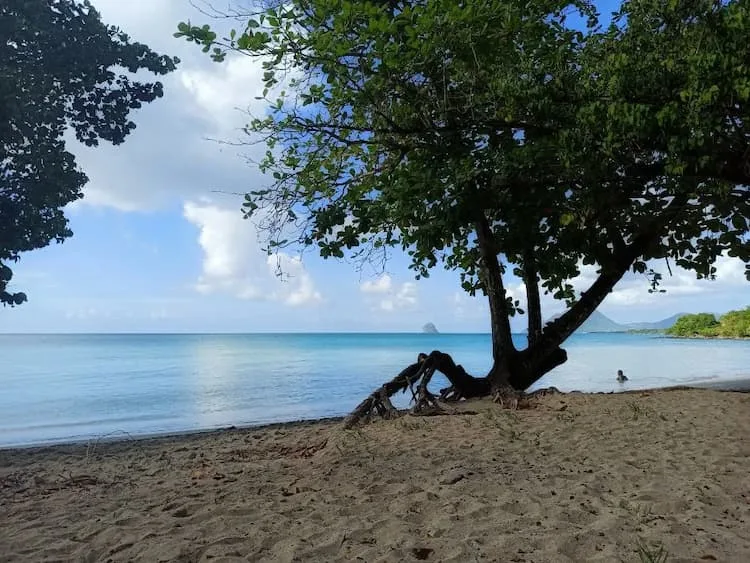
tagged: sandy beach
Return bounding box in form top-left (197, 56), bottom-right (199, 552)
top-left (1, 388), bottom-right (749, 562)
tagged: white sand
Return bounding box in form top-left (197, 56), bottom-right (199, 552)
top-left (1, 389), bottom-right (749, 562)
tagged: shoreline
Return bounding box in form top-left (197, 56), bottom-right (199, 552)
top-left (2, 378), bottom-right (749, 454)
top-left (624, 331), bottom-right (750, 341)
top-left (0, 414), bottom-right (348, 454)
top-left (2, 387), bottom-right (748, 562)
top-left (663, 335), bottom-right (750, 341)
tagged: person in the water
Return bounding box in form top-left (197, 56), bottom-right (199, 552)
top-left (616, 369), bottom-right (628, 383)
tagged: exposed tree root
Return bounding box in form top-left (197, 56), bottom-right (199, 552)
top-left (491, 383), bottom-right (523, 410)
top-left (343, 350), bottom-right (564, 429)
top-left (342, 356), bottom-right (426, 428)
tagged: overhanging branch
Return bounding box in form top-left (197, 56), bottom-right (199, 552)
top-left (543, 194), bottom-right (690, 345)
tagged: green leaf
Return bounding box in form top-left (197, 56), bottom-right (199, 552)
top-left (560, 213), bottom-right (575, 226)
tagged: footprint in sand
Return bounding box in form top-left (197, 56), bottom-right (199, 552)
top-left (172, 506), bottom-right (191, 518)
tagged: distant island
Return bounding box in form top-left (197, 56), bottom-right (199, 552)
top-left (665, 307), bottom-right (750, 339)
top-left (422, 322), bottom-right (439, 334)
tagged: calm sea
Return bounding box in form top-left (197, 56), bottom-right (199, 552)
top-left (1, 332), bottom-right (748, 448)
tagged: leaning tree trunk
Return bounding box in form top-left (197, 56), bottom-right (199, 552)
top-left (474, 214), bottom-right (517, 390)
top-left (344, 197), bottom-right (686, 427)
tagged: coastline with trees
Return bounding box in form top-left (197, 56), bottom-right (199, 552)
top-left (664, 307), bottom-right (750, 339)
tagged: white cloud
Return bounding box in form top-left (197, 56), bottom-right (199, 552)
top-left (380, 282), bottom-right (418, 312)
top-left (184, 201), bottom-right (322, 307)
top-left (269, 254), bottom-right (323, 307)
top-left (554, 254), bottom-right (747, 308)
top-left (713, 254), bottom-right (747, 286)
top-left (361, 274), bottom-right (393, 294)
top-left (604, 270), bottom-right (707, 307)
top-left (360, 274), bottom-right (418, 312)
top-left (180, 56), bottom-right (267, 133)
top-left (452, 291), bottom-right (486, 320)
top-left (62, 1), bottom-right (272, 212)
top-left (65, 307), bottom-right (103, 321)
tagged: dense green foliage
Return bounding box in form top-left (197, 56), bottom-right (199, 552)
top-left (1, 0), bottom-right (178, 306)
top-left (179, 0), bottom-right (750, 386)
top-left (626, 328), bottom-right (665, 335)
top-left (666, 312), bottom-right (720, 336)
top-left (667, 308), bottom-right (750, 337)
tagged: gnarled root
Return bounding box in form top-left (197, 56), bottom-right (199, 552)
top-left (343, 350), bottom-right (557, 428)
top-left (439, 385), bottom-right (463, 402)
top-left (411, 382), bottom-right (443, 415)
top-left (412, 366), bottom-right (442, 414)
top-left (375, 388), bottom-right (400, 419)
top-left (412, 388), bottom-right (442, 415)
top-left (491, 383), bottom-right (523, 410)
top-left (342, 355), bottom-right (427, 429)
top-left (343, 386), bottom-right (401, 429)
top-left (527, 386), bottom-right (562, 399)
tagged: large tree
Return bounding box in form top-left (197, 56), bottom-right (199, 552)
top-left (178, 0), bottom-right (749, 418)
top-left (1, 0), bottom-right (178, 306)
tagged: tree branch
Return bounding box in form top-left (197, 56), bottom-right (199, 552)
top-left (543, 194), bottom-right (690, 345)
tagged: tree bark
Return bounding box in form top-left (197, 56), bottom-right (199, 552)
top-left (343, 357), bottom-right (426, 428)
top-left (523, 249), bottom-right (543, 348)
top-left (508, 344), bottom-right (568, 391)
top-left (474, 213), bottom-right (516, 386)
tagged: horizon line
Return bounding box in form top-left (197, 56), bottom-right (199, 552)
top-left (0, 330), bottom-right (496, 336)
top-left (0, 330), bottom-right (654, 336)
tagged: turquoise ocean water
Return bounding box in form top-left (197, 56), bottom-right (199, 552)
top-left (1, 332), bottom-right (748, 448)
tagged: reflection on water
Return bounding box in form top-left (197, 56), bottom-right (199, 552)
top-left (188, 339), bottom-right (242, 429)
top-left (0, 333), bottom-right (747, 447)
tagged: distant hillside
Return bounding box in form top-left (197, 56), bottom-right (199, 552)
top-left (422, 322), bottom-right (439, 334)
top-left (547, 310), bottom-right (624, 333)
top-left (626, 313), bottom-right (685, 331)
top-left (545, 310), bottom-right (683, 333)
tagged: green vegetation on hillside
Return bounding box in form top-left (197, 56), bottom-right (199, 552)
top-left (666, 308), bottom-right (750, 338)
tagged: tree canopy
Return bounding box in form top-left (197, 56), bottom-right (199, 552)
top-left (1, 0), bottom-right (178, 306)
top-left (178, 0), bottom-right (750, 391)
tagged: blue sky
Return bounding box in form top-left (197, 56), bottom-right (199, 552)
top-left (1, 0), bottom-right (747, 334)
